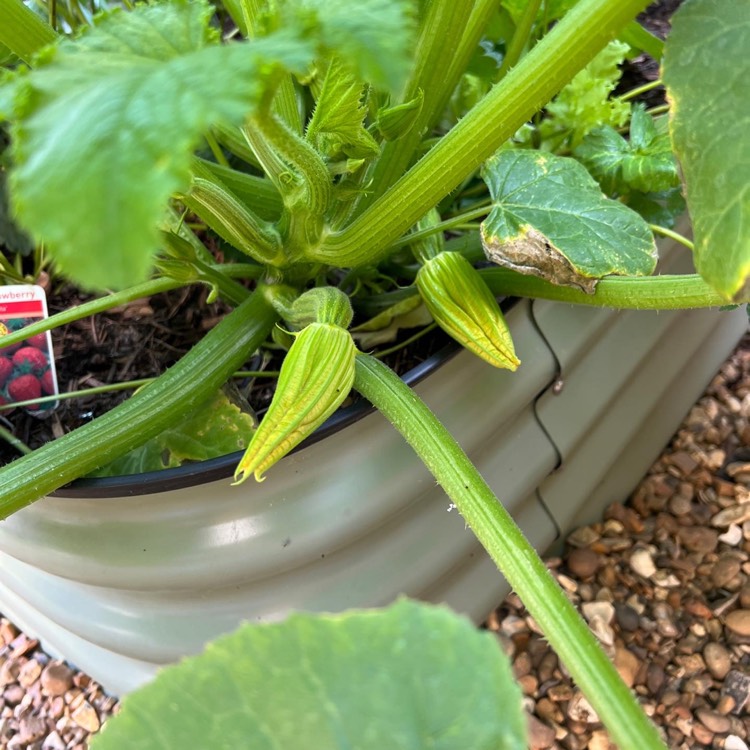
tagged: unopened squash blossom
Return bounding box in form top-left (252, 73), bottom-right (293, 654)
top-left (416, 251), bottom-right (520, 371)
top-left (235, 287), bottom-right (356, 483)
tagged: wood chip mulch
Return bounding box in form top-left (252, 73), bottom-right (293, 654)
top-left (2, 333), bottom-right (750, 749)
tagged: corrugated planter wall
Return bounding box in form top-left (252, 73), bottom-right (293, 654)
top-left (0, 225), bottom-right (746, 696)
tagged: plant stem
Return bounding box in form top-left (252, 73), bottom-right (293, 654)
top-left (311, 0), bottom-right (651, 267)
top-left (393, 205), bottom-right (491, 248)
top-left (619, 78), bottom-right (663, 102)
top-left (481, 268), bottom-right (731, 308)
top-left (497, 0), bottom-right (542, 79)
top-left (0, 292), bottom-right (278, 518)
top-left (0, 425), bottom-right (31, 456)
top-left (353, 353), bottom-right (667, 750)
top-left (356, 0), bottom-right (474, 213)
top-left (649, 224), bottom-right (694, 250)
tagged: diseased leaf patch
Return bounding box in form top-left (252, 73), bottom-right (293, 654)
top-left (480, 149), bottom-right (657, 293)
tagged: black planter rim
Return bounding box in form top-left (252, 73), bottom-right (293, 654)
top-left (52, 339), bottom-right (462, 498)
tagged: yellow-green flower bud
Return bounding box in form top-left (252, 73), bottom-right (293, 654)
top-left (416, 251), bottom-right (520, 371)
top-left (234, 323), bottom-right (356, 483)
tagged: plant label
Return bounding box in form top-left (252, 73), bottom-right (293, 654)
top-left (0, 285), bottom-right (59, 415)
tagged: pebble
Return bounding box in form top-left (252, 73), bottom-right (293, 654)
top-left (567, 547), bottom-right (600, 578)
top-left (41, 662), bottom-right (74, 697)
top-left (712, 504), bottom-right (750, 527)
top-left (677, 525), bottom-right (719, 554)
top-left (696, 707), bottom-right (731, 734)
top-left (629, 548), bottom-right (656, 578)
top-left (719, 525), bottom-right (744, 545)
top-left (712, 556), bottom-right (743, 587)
top-left (527, 714), bottom-right (556, 749)
top-left (567, 692), bottom-right (599, 724)
top-left (704, 642), bottom-right (733, 679)
top-left (613, 646), bottom-right (640, 688)
top-left (70, 700), bottom-right (100, 733)
top-left (724, 609), bottom-right (750, 636)
top-left (726, 736), bottom-right (750, 750)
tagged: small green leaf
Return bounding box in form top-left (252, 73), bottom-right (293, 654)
top-left (480, 149), bottom-right (657, 292)
top-left (91, 600), bottom-right (526, 750)
top-left (306, 57), bottom-right (380, 161)
top-left (574, 106), bottom-right (680, 195)
top-left (624, 187), bottom-right (686, 229)
top-left (7, 0), bottom-right (314, 290)
top-left (662, 0), bottom-right (750, 301)
top-left (539, 40), bottom-right (630, 149)
top-left (90, 388), bottom-right (256, 477)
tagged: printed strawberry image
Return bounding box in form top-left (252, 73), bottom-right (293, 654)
top-left (0, 357), bottom-right (13, 388)
top-left (12, 346), bottom-right (49, 375)
top-left (24, 332), bottom-right (48, 350)
top-left (8, 374), bottom-right (42, 410)
top-left (0, 393), bottom-right (15, 415)
top-left (40, 369), bottom-right (56, 396)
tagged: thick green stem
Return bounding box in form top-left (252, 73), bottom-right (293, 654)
top-left (311, 0), bottom-right (650, 266)
top-left (0, 0), bottom-right (57, 62)
top-left (0, 292), bottom-right (278, 518)
top-left (356, 0), bottom-right (473, 213)
top-left (481, 268), bottom-right (732, 309)
top-left (353, 353), bottom-right (666, 750)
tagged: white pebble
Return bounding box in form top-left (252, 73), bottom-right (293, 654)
top-left (725, 736), bottom-right (749, 750)
top-left (719, 524), bottom-right (743, 546)
top-left (629, 548), bottom-right (656, 578)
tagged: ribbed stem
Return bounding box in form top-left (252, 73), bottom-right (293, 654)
top-left (310, 0), bottom-right (650, 267)
top-left (353, 353), bottom-right (667, 750)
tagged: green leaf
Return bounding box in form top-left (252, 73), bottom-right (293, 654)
top-left (7, 0), bottom-right (314, 290)
top-left (662, 0), bottom-right (750, 301)
top-left (91, 600), bottom-right (526, 750)
top-left (574, 106), bottom-right (680, 195)
top-left (306, 57), bottom-right (380, 160)
top-left (90, 388), bottom-right (256, 477)
top-left (624, 187), bottom-right (686, 229)
top-left (285, 0), bottom-right (416, 94)
top-left (480, 149), bottom-right (657, 292)
top-left (539, 40), bottom-right (630, 149)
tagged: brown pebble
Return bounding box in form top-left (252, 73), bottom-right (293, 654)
top-left (18, 659), bottom-right (42, 689)
top-left (692, 722), bottom-right (715, 745)
top-left (40, 662), bottom-right (74, 697)
top-left (614, 603), bottom-right (640, 632)
top-left (678, 526), bottom-right (719, 554)
top-left (70, 700), bottom-right (100, 733)
top-left (646, 663), bottom-right (665, 695)
top-left (670, 451), bottom-right (699, 476)
top-left (712, 504), bottom-right (750, 528)
top-left (695, 707), bottom-right (731, 734)
top-left (613, 645), bottom-right (640, 688)
top-left (724, 609), bottom-right (750, 636)
top-left (566, 547), bottom-right (600, 578)
top-left (716, 694), bottom-right (736, 714)
top-left (527, 714), bottom-right (556, 749)
top-left (712, 556), bottom-right (743, 588)
top-left (704, 642), bottom-right (733, 679)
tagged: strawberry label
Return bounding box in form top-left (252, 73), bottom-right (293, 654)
top-left (0, 285), bottom-right (59, 415)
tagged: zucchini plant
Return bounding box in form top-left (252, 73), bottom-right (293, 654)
top-left (0, 0), bottom-right (748, 747)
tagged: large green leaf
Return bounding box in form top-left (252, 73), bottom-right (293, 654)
top-left (7, 0), bottom-right (313, 290)
top-left (91, 600), bottom-right (526, 750)
top-left (662, 0), bottom-right (750, 301)
top-left (90, 388), bottom-right (256, 477)
top-left (480, 149), bottom-right (657, 292)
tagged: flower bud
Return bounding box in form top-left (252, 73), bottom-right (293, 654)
top-left (234, 323), bottom-right (356, 483)
top-left (416, 251), bottom-right (520, 371)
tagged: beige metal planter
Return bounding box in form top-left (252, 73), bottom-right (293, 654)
top-left (0, 226), bottom-right (745, 696)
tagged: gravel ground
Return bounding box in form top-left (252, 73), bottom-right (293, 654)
top-left (2, 334), bottom-right (750, 749)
